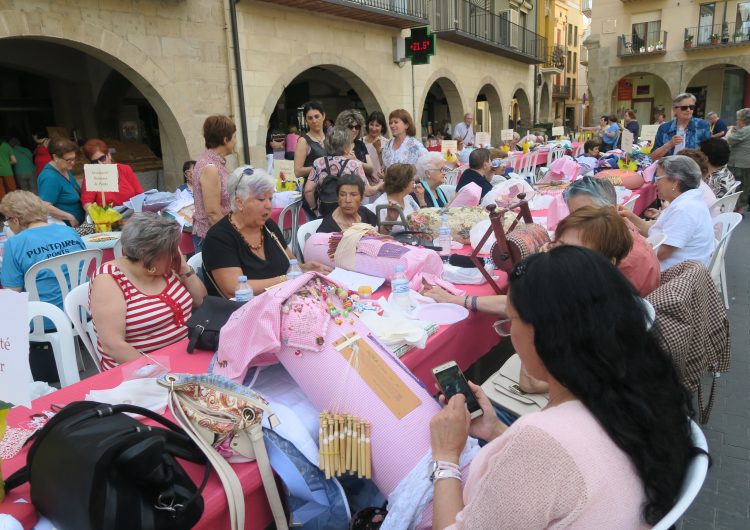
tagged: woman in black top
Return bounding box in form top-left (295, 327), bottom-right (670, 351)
top-left (202, 166), bottom-right (331, 298)
top-left (293, 102), bottom-right (329, 219)
top-left (317, 173), bottom-right (378, 234)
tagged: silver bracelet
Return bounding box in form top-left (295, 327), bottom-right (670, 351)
top-left (432, 468), bottom-right (462, 483)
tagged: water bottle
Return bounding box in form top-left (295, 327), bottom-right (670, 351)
top-left (234, 275), bottom-right (253, 302)
top-left (391, 264), bottom-right (412, 312)
top-left (286, 259), bottom-right (303, 280)
top-left (438, 213), bottom-right (452, 258)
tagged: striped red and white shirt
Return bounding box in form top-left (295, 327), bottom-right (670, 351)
top-left (91, 263), bottom-right (193, 371)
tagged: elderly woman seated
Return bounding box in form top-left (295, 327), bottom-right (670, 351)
top-left (368, 163), bottom-right (421, 234)
top-left (203, 166), bottom-right (331, 298)
top-left (621, 155), bottom-right (714, 271)
top-left (0, 190), bottom-right (86, 310)
top-left (316, 173), bottom-right (378, 234)
top-left (413, 152), bottom-right (454, 208)
top-left (429, 246), bottom-right (696, 529)
top-left (89, 213), bottom-right (207, 370)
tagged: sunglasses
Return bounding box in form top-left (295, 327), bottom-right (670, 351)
top-left (674, 105), bottom-right (696, 111)
top-left (348, 124), bottom-right (361, 130)
top-left (231, 167), bottom-right (254, 198)
top-left (93, 154), bottom-right (108, 163)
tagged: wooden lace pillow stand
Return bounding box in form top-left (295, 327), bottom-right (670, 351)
top-left (468, 193), bottom-right (534, 294)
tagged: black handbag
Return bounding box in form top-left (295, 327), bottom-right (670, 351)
top-left (185, 296), bottom-right (244, 352)
top-left (4, 401), bottom-right (210, 530)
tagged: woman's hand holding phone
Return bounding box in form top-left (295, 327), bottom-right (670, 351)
top-left (466, 381), bottom-right (507, 442)
top-left (430, 394), bottom-right (471, 463)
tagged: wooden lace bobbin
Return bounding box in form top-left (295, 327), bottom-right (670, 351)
top-left (345, 415), bottom-right (352, 472)
top-left (351, 418), bottom-right (359, 475)
top-left (338, 415), bottom-right (346, 473)
top-left (365, 422), bottom-right (372, 479)
top-left (358, 421), bottom-right (365, 479)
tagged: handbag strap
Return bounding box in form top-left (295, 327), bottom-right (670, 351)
top-left (244, 421), bottom-right (289, 530)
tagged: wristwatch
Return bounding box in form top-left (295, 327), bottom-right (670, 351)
top-left (429, 459), bottom-right (461, 482)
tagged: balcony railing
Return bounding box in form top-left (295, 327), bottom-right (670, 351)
top-left (254, 0), bottom-right (429, 28)
top-left (684, 22), bottom-right (750, 49)
top-left (552, 84), bottom-right (570, 99)
top-left (582, 0), bottom-right (592, 16)
top-left (580, 46), bottom-right (589, 65)
top-left (429, 0), bottom-right (546, 63)
top-left (540, 45), bottom-right (566, 73)
top-left (617, 30), bottom-right (668, 57)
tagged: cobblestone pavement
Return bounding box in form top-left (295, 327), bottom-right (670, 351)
top-left (679, 216), bottom-right (750, 530)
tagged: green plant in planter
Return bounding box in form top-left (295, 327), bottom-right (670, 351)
top-left (710, 33), bottom-right (720, 43)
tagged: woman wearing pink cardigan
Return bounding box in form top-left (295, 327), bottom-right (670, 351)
top-left (429, 246), bottom-right (699, 529)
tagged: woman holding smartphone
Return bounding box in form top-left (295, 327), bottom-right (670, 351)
top-left (428, 246), bottom-right (698, 529)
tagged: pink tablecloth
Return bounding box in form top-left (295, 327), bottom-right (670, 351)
top-left (505, 142), bottom-right (583, 172)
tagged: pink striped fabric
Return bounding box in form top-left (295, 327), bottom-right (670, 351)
top-left (91, 263), bottom-right (192, 370)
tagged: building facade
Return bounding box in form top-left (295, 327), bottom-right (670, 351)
top-left (585, 0), bottom-right (750, 127)
top-left (0, 0), bottom-right (546, 188)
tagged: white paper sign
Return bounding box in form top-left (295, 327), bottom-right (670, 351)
top-left (475, 132), bottom-right (491, 147)
top-left (621, 129), bottom-right (634, 153)
top-left (0, 291), bottom-right (33, 407)
top-left (441, 140), bottom-right (458, 156)
top-left (84, 164), bottom-right (119, 192)
top-left (501, 129), bottom-right (515, 141)
top-left (640, 124), bottom-right (659, 144)
top-left (552, 126), bottom-right (565, 137)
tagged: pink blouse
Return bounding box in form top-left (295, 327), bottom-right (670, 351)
top-left (192, 149), bottom-right (231, 238)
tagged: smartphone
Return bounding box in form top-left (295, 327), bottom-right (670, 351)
top-left (432, 361), bottom-right (483, 419)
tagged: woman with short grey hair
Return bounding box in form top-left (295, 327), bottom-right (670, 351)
top-left (727, 108), bottom-right (750, 211)
top-left (651, 92), bottom-right (711, 160)
top-left (563, 176), bottom-right (617, 210)
top-left (414, 151), bottom-right (452, 208)
top-left (305, 126), bottom-right (382, 216)
top-left (621, 155), bottom-right (714, 271)
top-left (203, 166), bottom-right (331, 298)
top-left (89, 212), bottom-right (206, 370)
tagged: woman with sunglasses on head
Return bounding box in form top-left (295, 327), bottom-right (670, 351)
top-left (80, 138), bottom-right (144, 211)
top-left (36, 138), bottom-right (84, 227)
top-left (202, 166), bottom-right (331, 298)
top-left (429, 246), bottom-right (697, 530)
top-left (650, 93), bottom-right (711, 161)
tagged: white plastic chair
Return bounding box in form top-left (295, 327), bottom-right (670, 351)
top-left (549, 146), bottom-right (566, 165)
top-left (277, 198), bottom-right (304, 257)
top-left (646, 232), bottom-right (667, 252)
top-left (187, 252), bottom-right (203, 271)
top-left (708, 212), bottom-right (742, 308)
top-left (63, 282), bottom-right (100, 371)
top-left (296, 219), bottom-right (324, 261)
top-left (438, 184), bottom-right (457, 203)
top-left (622, 194), bottom-right (640, 212)
top-left (519, 149), bottom-right (540, 182)
top-left (709, 191), bottom-right (741, 217)
top-left (28, 301), bottom-right (80, 387)
top-left (725, 180), bottom-right (740, 195)
top-left (651, 420), bottom-right (709, 530)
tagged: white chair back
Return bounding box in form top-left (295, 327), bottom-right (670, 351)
top-left (64, 282), bottom-right (101, 370)
top-left (725, 180), bottom-right (741, 195)
top-left (187, 252), bottom-right (203, 271)
top-left (646, 232), bottom-right (667, 252)
top-left (24, 249), bottom-right (102, 334)
top-left (549, 146), bottom-right (566, 165)
top-left (622, 194), bottom-right (640, 212)
top-left (520, 150), bottom-right (540, 182)
top-left (438, 184), bottom-right (457, 203)
top-left (707, 212), bottom-right (742, 308)
top-left (709, 191), bottom-right (741, 217)
top-left (277, 198), bottom-right (304, 257)
top-left (652, 420), bottom-right (709, 530)
top-left (296, 219), bottom-right (324, 261)
top-left (28, 301), bottom-right (80, 387)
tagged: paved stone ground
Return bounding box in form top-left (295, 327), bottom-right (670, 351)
top-left (678, 216), bottom-right (750, 530)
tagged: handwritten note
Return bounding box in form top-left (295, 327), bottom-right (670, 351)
top-left (640, 124), bottom-right (659, 144)
top-left (273, 160), bottom-right (299, 191)
top-left (441, 140), bottom-right (458, 157)
top-left (83, 164), bottom-right (119, 193)
top-left (621, 129), bottom-right (634, 153)
top-left (552, 126), bottom-right (565, 137)
top-left (0, 291), bottom-right (32, 407)
top-left (475, 132), bottom-right (491, 147)
top-left (500, 129), bottom-right (515, 141)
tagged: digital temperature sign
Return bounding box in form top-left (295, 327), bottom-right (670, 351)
top-left (405, 26), bottom-right (436, 65)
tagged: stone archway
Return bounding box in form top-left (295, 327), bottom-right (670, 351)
top-left (539, 83), bottom-right (551, 123)
top-left (417, 69), bottom-right (467, 137)
top-left (258, 54), bottom-right (386, 147)
top-left (511, 86), bottom-right (532, 131)
top-left (0, 12), bottom-right (191, 187)
top-left (610, 72), bottom-right (671, 124)
top-left (683, 63), bottom-right (750, 121)
top-left (474, 78), bottom-right (504, 146)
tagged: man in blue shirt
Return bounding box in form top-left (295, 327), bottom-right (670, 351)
top-left (651, 93), bottom-right (711, 160)
top-left (456, 148), bottom-right (493, 198)
top-left (706, 112), bottom-right (728, 139)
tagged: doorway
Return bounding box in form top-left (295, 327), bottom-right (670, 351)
top-left (632, 99), bottom-right (653, 125)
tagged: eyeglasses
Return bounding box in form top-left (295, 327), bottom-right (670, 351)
top-left (673, 105), bottom-right (696, 111)
top-left (654, 174), bottom-right (668, 182)
top-left (62, 157), bottom-right (76, 163)
top-left (492, 319), bottom-right (512, 337)
top-left (348, 124), bottom-right (361, 130)
top-left (93, 154), bottom-right (108, 163)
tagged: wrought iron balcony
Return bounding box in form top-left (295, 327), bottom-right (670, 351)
top-left (617, 30), bottom-right (668, 57)
top-left (582, 0), bottom-right (591, 17)
top-left (683, 22), bottom-right (750, 50)
top-left (429, 0), bottom-right (546, 63)
top-left (254, 0), bottom-right (429, 28)
top-left (552, 84), bottom-right (570, 99)
top-left (580, 46), bottom-right (588, 65)
top-left (540, 45), bottom-right (566, 74)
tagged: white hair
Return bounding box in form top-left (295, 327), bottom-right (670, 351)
top-left (228, 165), bottom-right (276, 212)
top-left (672, 93), bottom-right (696, 106)
top-left (416, 151), bottom-right (444, 179)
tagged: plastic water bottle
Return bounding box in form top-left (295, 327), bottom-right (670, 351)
top-left (438, 213), bottom-right (452, 258)
top-left (234, 275), bottom-right (253, 302)
top-left (286, 259), bottom-right (303, 280)
top-left (391, 264), bottom-right (412, 312)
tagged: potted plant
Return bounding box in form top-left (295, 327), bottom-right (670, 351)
top-left (656, 40), bottom-right (664, 50)
top-left (647, 45), bottom-right (654, 52)
top-left (684, 34), bottom-right (694, 48)
top-left (710, 33), bottom-right (720, 45)
top-left (734, 29), bottom-right (743, 43)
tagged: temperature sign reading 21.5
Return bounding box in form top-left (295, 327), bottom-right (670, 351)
top-left (405, 27), bottom-right (436, 65)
